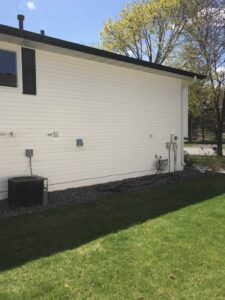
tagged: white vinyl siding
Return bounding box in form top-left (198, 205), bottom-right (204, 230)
top-left (0, 41), bottom-right (183, 200)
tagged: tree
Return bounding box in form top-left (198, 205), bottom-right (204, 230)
top-left (182, 0), bottom-right (225, 155)
top-left (173, 44), bottom-right (216, 143)
top-left (189, 82), bottom-right (216, 142)
top-left (101, 0), bottom-right (188, 64)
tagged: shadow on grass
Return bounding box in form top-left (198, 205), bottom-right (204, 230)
top-left (0, 174), bottom-right (225, 271)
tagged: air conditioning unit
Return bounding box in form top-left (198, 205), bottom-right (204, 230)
top-left (8, 176), bottom-right (48, 209)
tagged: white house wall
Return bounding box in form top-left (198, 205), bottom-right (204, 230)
top-left (0, 41), bottom-right (183, 200)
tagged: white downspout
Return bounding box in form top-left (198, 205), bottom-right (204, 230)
top-left (181, 78), bottom-right (196, 167)
top-left (181, 85), bottom-right (185, 167)
top-left (181, 83), bottom-right (189, 167)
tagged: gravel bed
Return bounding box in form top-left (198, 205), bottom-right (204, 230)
top-left (0, 168), bottom-right (203, 220)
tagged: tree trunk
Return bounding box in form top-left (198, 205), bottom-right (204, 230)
top-left (201, 113), bottom-right (205, 142)
top-left (216, 92), bottom-right (225, 157)
top-left (188, 114), bottom-right (192, 143)
top-left (217, 123), bottom-right (223, 156)
top-left (214, 128), bottom-right (217, 143)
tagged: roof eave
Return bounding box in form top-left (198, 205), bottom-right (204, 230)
top-left (0, 24), bottom-right (207, 81)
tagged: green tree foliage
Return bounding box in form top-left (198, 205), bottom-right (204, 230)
top-left (188, 82), bottom-right (216, 141)
top-left (182, 0), bottom-right (225, 154)
top-left (189, 82), bottom-right (208, 118)
top-left (101, 0), bottom-right (187, 64)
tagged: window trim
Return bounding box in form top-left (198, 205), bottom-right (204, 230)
top-left (0, 43), bottom-right (21, 91)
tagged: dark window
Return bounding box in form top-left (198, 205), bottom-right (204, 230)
top-left (0, 49), bottom-right (17, 87)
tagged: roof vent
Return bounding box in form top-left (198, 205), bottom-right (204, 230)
top-left (17, 14), bottom-right (25, 30)
top-left (40, 30), bottom-right (45, 35)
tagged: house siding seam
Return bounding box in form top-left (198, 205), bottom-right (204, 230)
top-left (0, 41), bottom-right (183, 200)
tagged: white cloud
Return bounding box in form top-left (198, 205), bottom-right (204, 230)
top-left (27, 1), bottom-right (36, 10)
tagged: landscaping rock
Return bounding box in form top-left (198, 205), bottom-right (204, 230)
top-left (0, 168), bottom-right (202, 219)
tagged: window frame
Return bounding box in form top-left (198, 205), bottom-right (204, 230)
top-left (0, 43), bottom-right (22, 91)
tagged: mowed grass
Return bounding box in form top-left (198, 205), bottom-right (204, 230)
top-left (184, 142), bottom-right (225, 149)
top-left (1, 175), bottom-right (225, 299)
top-left (190, 155), bottom-right (225, 170)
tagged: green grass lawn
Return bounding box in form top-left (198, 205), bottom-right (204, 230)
top-left (1, 175), bottom-right (225, 299)
top-left (184, 143), bottom-right (194, 147)
top-left (184, 142), bottom-right (225, 149)
top-left (190, 155), bottom-right (225, 170)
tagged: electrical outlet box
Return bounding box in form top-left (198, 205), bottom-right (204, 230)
top-left (25, 149), bottom-right (33, 158)
top-left (52, 131), bottom-right (59, 138)
top-left (171, 134), bottom-right (178, 143)
top-left (76, 139), bottom-right (84, 147)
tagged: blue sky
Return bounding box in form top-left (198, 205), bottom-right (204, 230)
top-left (0, 0), bottom-right (128, 45)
